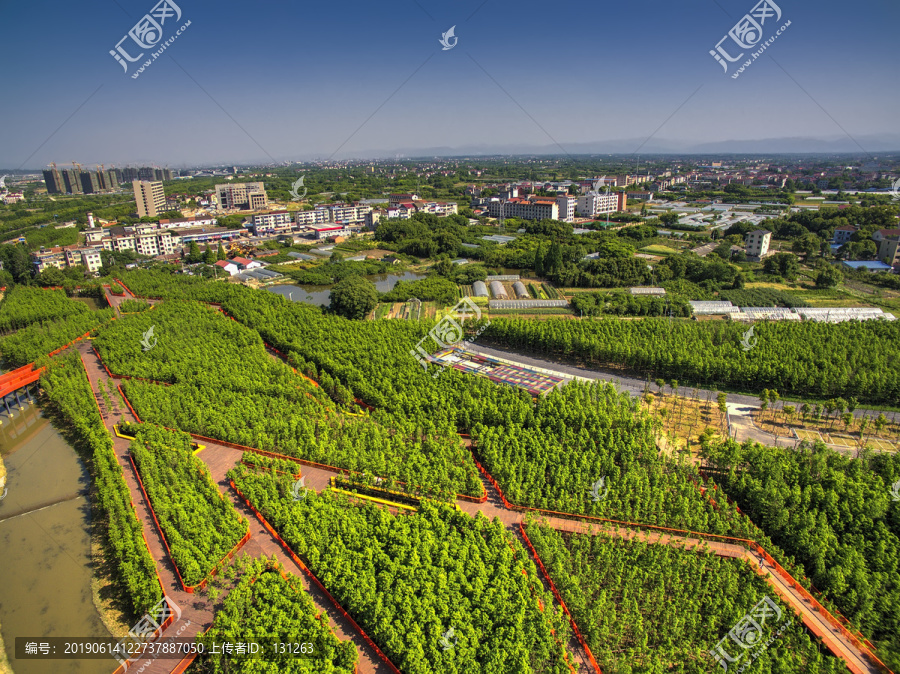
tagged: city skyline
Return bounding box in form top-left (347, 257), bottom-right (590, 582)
top-left (2, 0), bottom-right (899, 168)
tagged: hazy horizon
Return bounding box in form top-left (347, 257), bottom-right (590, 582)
top-left (2, 0), bottom-right (898, 168)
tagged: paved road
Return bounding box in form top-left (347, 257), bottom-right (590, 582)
top-left (464, 343), bottom-right (897, 456)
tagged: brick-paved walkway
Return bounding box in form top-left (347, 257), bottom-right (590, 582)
top-left (76, 339), bottom-right (882, 674)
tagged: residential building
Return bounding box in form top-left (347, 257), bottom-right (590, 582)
top-left (215, 182), bottom-right (268, 210)
top-left (411, 200), bottom-right (458, 217)
top-left (64, 247), bottom-right (103, 273)
top-left (365, 210), bottom-right (382, 229)
top-left (42, 167), bottom-right (64, 194)
top-left (872, 228), bottom-right (900, 244)
top-left (388, 193), bottom-right (419, 207)
top-left (487, 197), bottom-right (559, 221)
top-left (2, 193), bottom-right (25, 204)
top-left (134, 180), bottom-right (166, 218)
top-left (32, 247), bottom-right (68, 272)
top-left (80, 171), bottom-right (102, 194)
top-left (296, 208), bottom-right (330, 227)
top-left (575, 190), bottom-right (627, 217)
top-left (556, 195), bottom-right (575, 223)
top-left (62, 170), bottom-right (83, 194)
top-left (329, 203), bottom-right (372, 224)
top-left (878, 236), bottom-right (900, 267)
top-left (832, 225), bottom-right (857, 244)
top-left (745, 230), bottom-right (772, 261)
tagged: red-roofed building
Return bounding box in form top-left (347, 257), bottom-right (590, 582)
top-left (873, 228), bottom-right (900, 243)
top-left (215, 259), bottom-right (239, 276)
top-left (230, 256), bottom-right (262, 270)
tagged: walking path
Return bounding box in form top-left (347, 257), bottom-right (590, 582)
top-left (69, 337), bottom-right (888, 674)
top-left (76, 343), bottom-right (392, 674)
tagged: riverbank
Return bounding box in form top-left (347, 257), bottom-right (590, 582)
top-left (0, 617), bottom-right (11, 674)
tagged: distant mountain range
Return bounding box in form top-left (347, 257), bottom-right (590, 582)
top-left (329, 134), bottom-right (900, 160)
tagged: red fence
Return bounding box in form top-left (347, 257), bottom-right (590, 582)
top-left (109, 372), bottom-right (486, 504)
top-left (127, 453), bottom-right (251, 594)
top-left (472, 449), bottom-right (893, 674)
top-left (519, 523), bottom-right (603, 674)
top-left (230, 480), bottom-right (402, 674)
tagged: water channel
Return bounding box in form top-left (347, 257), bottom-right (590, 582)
top-left (0, 402), bottom-right (111, 674)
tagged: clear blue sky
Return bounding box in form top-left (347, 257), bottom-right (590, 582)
top-left (2, 0), bottom-right (898, 167)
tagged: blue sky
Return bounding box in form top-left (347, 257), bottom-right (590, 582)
top-left (1, 0), bottom-right (898, 167)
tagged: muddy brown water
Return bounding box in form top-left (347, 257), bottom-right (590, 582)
top-left (0, 403), bottom-right (112, 674)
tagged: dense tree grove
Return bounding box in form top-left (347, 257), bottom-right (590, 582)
top-left (39, 354), bottom-right (161, 617)
top-left (329, 276), bottom-right (378, 320)
top-left (379, 276), bottom-right (459, 304)
top-left (527, 525), bottom-right (845, 673)
top-left (0, 308), bottom-right (114, 366)
top-left (229, 466), bottom-right (574, 674)
top-left (128, 424), bottom-right (248, 587)
top-left (570, 291), bottom-right (693, 318)
top-left (110, 270), bottom-right (890, 652)
top-left (194, 558), bottom-right (358, 673)
top-left (483, 317), bottom-right (900, 404)
top-left (0, 286), bottom-right (89, 332)
top-left (702, 439), bottom-right (900, 669)
top-left (94, 301), bottom-right (481, 499)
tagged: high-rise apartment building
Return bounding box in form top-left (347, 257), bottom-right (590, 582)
top-left (133, 180), bottom-right (166, 218)
top-left (42, 167), bottom-right (64, 194)
top-left (62, 170), bottom-right (83, 194)
top-left (215, 182), bottom-right (268, 210)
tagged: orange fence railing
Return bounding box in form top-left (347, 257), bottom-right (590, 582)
top-left (472, 449), bottom-right (893, 674)
top-left (230, 480), bottom-right (402, 674)
top-left (127, 453), bottom-right (251, 594)
top-left (519, 523), bottom-right (602, 674)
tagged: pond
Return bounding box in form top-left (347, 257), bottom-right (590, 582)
top-left (267, 271), bottom-right (428, 307)
top-left (0, 403), bottom-right (112, 674)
